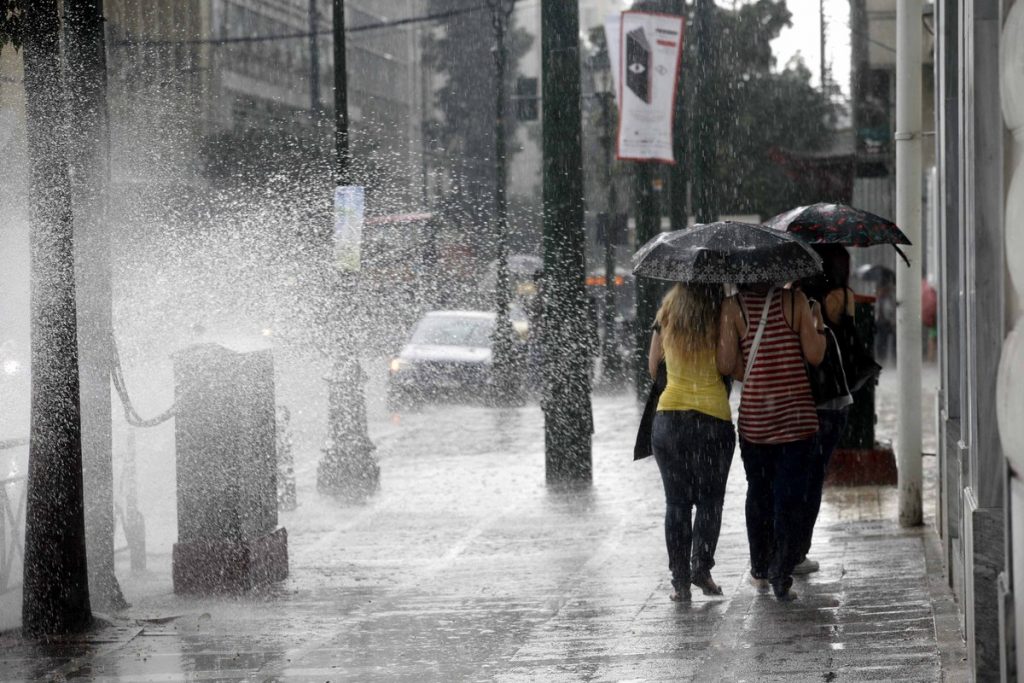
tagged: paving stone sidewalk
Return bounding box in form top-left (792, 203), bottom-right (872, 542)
top-left (0, 366), bottom-right (967, 681)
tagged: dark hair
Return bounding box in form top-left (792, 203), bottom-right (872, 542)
top-left (801, 245), bottom-right (850, 299)
top-left (816, 245), bottom-right (850, 290)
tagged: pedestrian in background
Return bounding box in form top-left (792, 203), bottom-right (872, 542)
top-left (874, 278), bottom-right (897, 364)
top-left (646, 283), bottom-right (735, 602)
top-left (793, 245), bottom-right (856, 575)
top-left (717, 282), bottom-right (826, 601)
top-left (922, 278), bottom-right (938, 363)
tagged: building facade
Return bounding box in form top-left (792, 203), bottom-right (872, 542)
top-left (933, 0), bottom-right (1022, 679)
top-left (100, 0), bottom-right (428, 208)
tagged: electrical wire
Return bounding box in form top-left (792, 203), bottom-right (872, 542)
top-left (113, 4), bottom-right (490, 48)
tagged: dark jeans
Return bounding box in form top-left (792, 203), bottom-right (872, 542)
top-left (798, 407), bottom-right (850, 560)
top-left (740, 437), bottom-right (814, 594)
top-left (652, 411), bottom-right (735, 590)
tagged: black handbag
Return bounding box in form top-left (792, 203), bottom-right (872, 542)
top-left (807, 327), bottom-right (851, 405)
top-left (832, 312), bottom-right (882, 393)
top-left (633, 360), bottom-right (667, 461)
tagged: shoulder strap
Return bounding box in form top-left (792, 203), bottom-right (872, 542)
top-left (743, 287), bottom-right (774, 382)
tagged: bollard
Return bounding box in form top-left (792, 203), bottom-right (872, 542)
top-left (171, 343), bottom-right (288, 594)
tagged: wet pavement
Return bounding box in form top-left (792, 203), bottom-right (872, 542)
top-left (0, 364), bottom-right (967, 681)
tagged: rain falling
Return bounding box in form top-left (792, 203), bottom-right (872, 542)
top-left (0, 0), bottom-right (994, 679)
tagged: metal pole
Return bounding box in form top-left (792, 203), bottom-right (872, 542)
top-left (895, 0), bottom-right (923, 526)
top-left (692, 0), bottom-right (717, 223)
top-left (333, 0), bottom-right (350, 184)
top-left (309, 0), bottom-right (321, 112)
top-left (819, 0), bottom-right (827, 94)
top-left (601, 89), bottom-right (621, 386)
top-left (317, 0), bottom-right (380, 501)
top-left (634, 163), bottom-right (658, 396)
top-left (489, 0), bottom-right (519, 404)
top-left (668, 0), bottom-right (688, 231)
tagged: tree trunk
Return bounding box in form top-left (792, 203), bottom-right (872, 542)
top-left (21, 0), bottom-right (93, 637)
top-left (541, 0), bottom-right (593, 484)
top-left (63, 0), bottom-right (126, 613)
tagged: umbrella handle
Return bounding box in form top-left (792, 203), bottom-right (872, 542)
top-left (893, 245), bottom-right (911, 267)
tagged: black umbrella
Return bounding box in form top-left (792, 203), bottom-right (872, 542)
top-left (766, 202), bottom-right (912, 265)
top-left (632, 221), bottom-right (823, 284)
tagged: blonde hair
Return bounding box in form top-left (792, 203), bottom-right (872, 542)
top-left (656, 283), bottom-right (723, 354)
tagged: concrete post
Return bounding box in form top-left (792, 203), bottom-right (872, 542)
top-left (895, 0), bottom-right (923, 527)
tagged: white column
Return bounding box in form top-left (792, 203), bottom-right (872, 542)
top-left (999, 2), bottom-right (1024, 674)
top-left (896, 0), bottom-right (924, 526)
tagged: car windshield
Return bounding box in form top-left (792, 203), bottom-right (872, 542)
top-left (411, 315), bottom-right (493, 347)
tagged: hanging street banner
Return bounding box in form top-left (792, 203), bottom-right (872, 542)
top-left (605, 11), bottom-right (685, 164)
top-left (334, 185), bottom-right (365, 272)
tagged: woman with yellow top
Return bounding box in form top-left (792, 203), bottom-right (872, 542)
top-left (647, 283), bottom-right (735, 602)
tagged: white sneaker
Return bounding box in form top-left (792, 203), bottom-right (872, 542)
top-left (750, 575), bottom-right (770, 593)
top-left (792, 558), bottom-right (820, 575)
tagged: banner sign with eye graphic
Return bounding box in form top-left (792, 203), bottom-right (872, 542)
top-left (605, 10), bottom-right (685, 164)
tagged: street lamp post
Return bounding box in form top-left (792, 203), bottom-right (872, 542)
top-left (593, 58), bottom-right (623, 387)
top-left (487, 0), bottom-right (521, 405)
top-left (316, 0), bottom-right (380, 501)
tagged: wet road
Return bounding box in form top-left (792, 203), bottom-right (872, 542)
top-left (0, 365), bottom-right (965, 681)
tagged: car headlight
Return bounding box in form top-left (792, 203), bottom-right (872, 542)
top-left (389, 358), bottom-right (406, 374)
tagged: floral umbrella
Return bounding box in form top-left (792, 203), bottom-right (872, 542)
top-left (766, 202), bottom-right (912, 265)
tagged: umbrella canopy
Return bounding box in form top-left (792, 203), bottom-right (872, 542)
top-left (766, 202), bottom-right (912, 247)
top-left (632, 221), bottom-right (823, 284)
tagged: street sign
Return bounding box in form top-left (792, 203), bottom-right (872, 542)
top-left (334, 185), bottom-right (364, 272)
top-left (606, 11), bottom-right (685, 164)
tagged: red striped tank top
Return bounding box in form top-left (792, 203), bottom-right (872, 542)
top-left (738, 290), bottom-right (819, 444)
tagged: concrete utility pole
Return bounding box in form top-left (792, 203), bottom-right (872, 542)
top-left (63, 0), bottom-right (126, 613)
top-left (541, 0), bottom-right (593, 483)
top-left (895, 0), bottom-right (923, 526)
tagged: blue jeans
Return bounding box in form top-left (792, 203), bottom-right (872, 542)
top-left (799, 407), bottom-right (850, 560)
top-left (652, 411), bottom-right (735, 590)
top-left (740, 437), bottom-right (814, 594)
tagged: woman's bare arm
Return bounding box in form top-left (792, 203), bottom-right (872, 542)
top-left (796, 290), bottom-right (827, 366)
top-left (717, 298), bottom-right (742, 377)
top-left (648, 330), bottom-right (663, 379)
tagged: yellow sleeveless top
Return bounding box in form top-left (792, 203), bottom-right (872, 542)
top-left (656, 344), bottom-right (732, 422)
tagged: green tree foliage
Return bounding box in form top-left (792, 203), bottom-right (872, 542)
top-left (622, 0), bottom-right (840, 218)
top-left (1, 0), bottom-right (24, 50)
top-left (423, 0), bottom-right (532, 258)
top-left (687, 0), bottom-right (841, 217)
